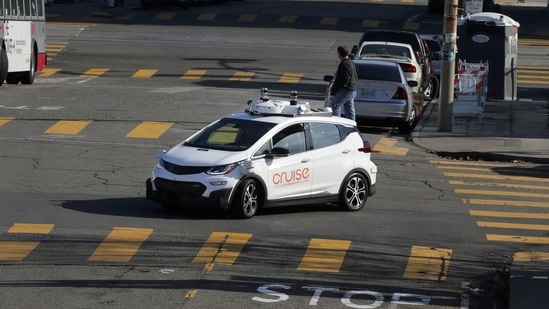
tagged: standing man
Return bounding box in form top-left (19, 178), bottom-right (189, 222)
top-left (329, 46), bottom-right (358, 121)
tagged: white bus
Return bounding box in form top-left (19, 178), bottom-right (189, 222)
top-left (0, 0), bottom-right (47, 86)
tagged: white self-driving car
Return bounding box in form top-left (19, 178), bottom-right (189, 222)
top-left (146, 89), bottom-right (377, 218)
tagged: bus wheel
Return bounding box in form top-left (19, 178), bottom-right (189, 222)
top-left (20, 47), bottom-right (36, 84)
top-left (0, 48), bottom-right (7, 86)
top-left (6, 73), bottom-right (20, 84)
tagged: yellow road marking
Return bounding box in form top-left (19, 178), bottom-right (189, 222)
top-left (298, 238), bottom-right (351, 273)
top-left (131, 69), bottom-right (158, 78)
top-left (478, 221), bottom-right (549, 231)
top-left (230, 71), bottom-right (254, 81)
top-left (192, 232), bottom-right (252, 265)
top-left (320, 17), bottom-right (338, 25)
top-left (470, 210), bottom-right (549, 219)
top-left (456, 189), bottom-right (549, 199)
top-left (0, 223), bottom-right (54, 261)
top-left (8, 223), bottom-right (54, 234)
top-left (197, 13), bottom-right (216, 21)
top-left (403, 21), bottom-right (420, 31)
top-left (238, 14), bottom-right (256, 22)
top-left (403, 246), bottom-right (452, 281)
top-left (487, 234), bottom-right (549, 244)
top-left (40, 68), bottom-right (61, 77)
top-left (279, 15), bottom-right (297, 23)
top-left (88, 227), bottom-right (153, 262)
top-left (278, 73), bottom-right (302, 83)
top-left (373, 137), bottom-right (408, 156)
top-left (463, 198), bottom-right (549, 208)
top-left (0, 117), bottom-right (14, 126)
top-left (450, 180), bottom-right (549, 191)
top-left (444, 172), bottom-right (549, 183)
top-left (513, 252), bottom-right (549, 263)
top-left (81, 68), bottom-right (109, 77)
top-left (362, 19), bottom-right (380, 28)
top-left (45, 120), bottom-right (92, 135)
top-left (181, 69), bottom-right (207, 80)
top-left (156, 12), bottom-right (176, 20)
top-left (430, 159), bottom-right (510, 167)
top-left (437, 166), bottom-right (493, 172)
top-left (126, 121), bottom-right (173, 139)
top-left (115, 12), bottom-right (136, 20)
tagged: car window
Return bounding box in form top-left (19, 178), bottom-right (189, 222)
top-left (355, 63), bottom-right (401, 82)
top-left (273, 124), bottom-right (306, 155)
top-left (360, 45), bottom-right (411, 59)
top-left (425, 39), bottom-right (441, 52)
top-left (184, 118), bottom-right (275, 151)
top-left (309, 123), bottom-right (342, 149)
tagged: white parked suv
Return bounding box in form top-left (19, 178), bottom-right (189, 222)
top-left (146, 89), bottom-right (378, 218)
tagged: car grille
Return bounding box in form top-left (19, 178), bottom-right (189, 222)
top-left (163, 160), bottom-right (210, 175)
top-left (154, 178), bottom-right (206, 197)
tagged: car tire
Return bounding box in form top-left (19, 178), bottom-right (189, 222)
top-left (20, 46), bottom-right (36, 85)
top-left (6, 72), bottom-right (20, 84)
top-left (0, 48), bottom-right (8, 86)
top-left (423, 76), bottom-right (435, 101)
top-left (231, 178), bottom-right (260, 219)
top-left (338, 173), bottom-right (368, 211)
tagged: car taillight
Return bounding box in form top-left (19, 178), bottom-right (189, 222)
top-left (358, 141), bottom-right (372, 153)
top-left (399, 63), bottom-right (417, 73)
top-left (392, 87), bottom-right (408, 100)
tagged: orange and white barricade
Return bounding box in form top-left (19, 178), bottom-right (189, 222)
top-left (453, 60), bottom-right (489, 124)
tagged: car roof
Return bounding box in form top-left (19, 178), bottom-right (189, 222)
top-left (360, 41), bottom-right (413, 49)
top-left (353, 59), bottom-right (400, 67)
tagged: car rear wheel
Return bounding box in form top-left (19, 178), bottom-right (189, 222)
top-left (338, 173), bottom-right (368, 211)
top-left (231, 179), bottom-right (260, 219)
top-left (423, 77), bottom-right (435, 101)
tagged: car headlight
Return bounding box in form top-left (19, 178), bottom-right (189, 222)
top-left (156, 158), bottom-right (165, 169)
top-left (207, 163), bottom-right (239, 175)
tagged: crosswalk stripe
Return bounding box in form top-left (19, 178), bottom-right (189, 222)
top-left (230, 71), bottom-right (254, 81)
top-left (373, 137), bottom-right (408, 156)
top-left (403, 246), bottom-right (452, 281)
top-left (278, 73), bottom-right (302, 83)
top-left (470, 210), bottom-right (549, 219)
top-left (125, 121), bottom-right (174, 138)
top-left (197, 12), bottom-right (216, 21)
top-left (456, 189), bottom-right (549, 199)
top-left (444, 172), bottom-right (549, 183)
top-left (181, 69), bottom-right (207, 80)
top-left (45, 120), bottom-right (92, 135)
top-left (450, 180), bottom-right (549, 191)
top-left (513, 251), bottom-right (549, 262)
top-left (131, 69), bottom-right (158, 78)
top-left (88, 227), bottom-right (153, 262)
top-left (298, 238), bottom-right (351, 273)
top-left (40, 68), bottom-right (61, 77)
top-left (192, 232), bottom-right (252, 265)
top-left (81, 68), bottom-right (110, 77)
top-left (0, 223), bottom-right (54, 261)
top-left (487, 234), bottom-right (549, 244)
top-left (463, 198), bottom-right (549, 208)
top-left (156, 12), bottom-right (176, 20)
top-left (478, 221), bottom-right (549, 231)
top-left (238, 14), bottom-right (257, 22)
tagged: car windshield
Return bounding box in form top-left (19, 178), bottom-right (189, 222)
top-left (359, 45), bottom-right (411, 59)
top-left (355, 63), bottom-right (401, 82)
top-left (184, 118), bottom-right (276, 151)
top-left (425, 40), bottom-right (441, 52)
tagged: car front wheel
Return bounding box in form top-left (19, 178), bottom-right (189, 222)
top-left (231, 179), bottom-right (260, 218)
top-left (338, 173), bottom-right (368, 211)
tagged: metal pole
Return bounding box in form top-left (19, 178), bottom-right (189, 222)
top-left (437, 0), bottom-right (458, 132)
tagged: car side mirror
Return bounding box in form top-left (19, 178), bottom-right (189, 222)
top-left (323, 75), bottom-right (333, 83)
top-left (266, 147), bottom-right (290, 158)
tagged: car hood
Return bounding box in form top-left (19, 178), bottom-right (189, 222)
top-left (162, 144), bottom-right (246, 166)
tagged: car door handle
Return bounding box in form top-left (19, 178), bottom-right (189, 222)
top-left (301, 158), bottom-right (311, 163)
top-left (342, 149), bottom-right (351, 154)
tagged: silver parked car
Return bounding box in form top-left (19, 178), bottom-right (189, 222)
top-left (324, 59), bottom-right (418, 134)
